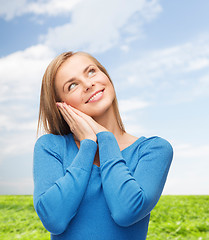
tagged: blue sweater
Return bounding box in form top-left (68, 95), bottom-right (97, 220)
top-left (33, 131), bottom-right (173, 240)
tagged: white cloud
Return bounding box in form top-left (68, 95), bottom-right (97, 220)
top-left (117, 38), bottom-right (209, 85)
top-left (175, 144), bottom-right (209, 159)
top-left (192, 73), bottom-right (209, 97)
top-left (42, 0), bottom-right (162, 53)
top-left (119, 98), bottom-right (149, 112)
top-left (0, 44), bottom-right (55, 102)
top-left (0, 0), bottom-right (82, 20)
top-left (0, 113), bottom-right (37, 132)
top-left (164, 172), bottom-right (209, 195)
top-left (27, 0), bottom-right (82, 16)
top-left (0, 0), bottom-right (27, 20)
top-left (117, 98), bottom-right (149, 136)
top-left (185, 58), bottom-right (209, 72)
top-left (163, 142), bottom-right (209, 195)
top-left (0, 178), bottom-right (33, 194)
top-left (113, 35), bottom-right (209, 103)
top-left (0, 44), bottom-right (55, 165)
top-left (124, 123), bottom-right (147, 137)
top-left (0, 0), bottom-right (163, 57)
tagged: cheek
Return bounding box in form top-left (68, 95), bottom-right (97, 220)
top-left (107, 81), bottom-right (116, 99)
top-left (100, 75), bottom-right (114, 91)
top-left (64, 93), bottom-right (81, 108)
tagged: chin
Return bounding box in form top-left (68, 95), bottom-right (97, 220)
top-left (89, 104), bottom-right (114, 118)
top-left (84, 109), bottom-right (104, 117)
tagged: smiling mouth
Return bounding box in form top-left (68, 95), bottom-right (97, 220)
top-left (85, 89), bottom-right (104, 103)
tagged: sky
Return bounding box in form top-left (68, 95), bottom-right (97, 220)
top-left (0, 0), bottom-right (209, 195)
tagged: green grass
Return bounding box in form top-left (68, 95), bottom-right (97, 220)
top-left (147, 195), bottom-right (209, 240)
top-left (0, 195), bottom-right (49, 240)
top-left (0, 195), bottom-right (208, 239)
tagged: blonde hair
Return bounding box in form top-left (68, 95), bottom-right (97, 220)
top-left (37, 51), bottom-right (125, 135)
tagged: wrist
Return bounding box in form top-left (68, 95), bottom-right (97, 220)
top-left (94, 126), bottom-right (108, 134)
top-left (83, 134), bottom-right (97, 143)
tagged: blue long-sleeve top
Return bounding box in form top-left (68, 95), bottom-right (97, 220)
top-left (33, 131), bottom-right (173, 240)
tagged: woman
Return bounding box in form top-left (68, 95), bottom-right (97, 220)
top-left (33, 51), bottom-right (173, 240)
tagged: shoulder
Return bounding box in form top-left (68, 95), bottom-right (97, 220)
top-left (34, 133), bottom-right (72, 151)
top-left (141, 136), bottom-right (173, 149)
top-left (34, 133), bottom-right (74, 162)
top-left (35, 133), bottom-right (63, 146)
top-left (138, 136), bottom-right (173, 160)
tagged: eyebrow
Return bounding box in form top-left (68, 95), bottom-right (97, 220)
top-left (62, 64), bottom-right (94, 91)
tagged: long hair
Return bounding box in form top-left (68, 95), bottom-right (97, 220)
top-left (37, 51), bottom-right (125, 136)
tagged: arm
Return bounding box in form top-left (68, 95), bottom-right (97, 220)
top-left (97, 131), bottom-right (173, 227)
top-left (33, 135), bottom-right (97, 235)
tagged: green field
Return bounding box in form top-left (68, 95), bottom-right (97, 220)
top-left (0, 195), bottom-right (208, 239)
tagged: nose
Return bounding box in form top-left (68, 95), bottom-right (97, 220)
top-left (83, 79), bottom-right (94, 92)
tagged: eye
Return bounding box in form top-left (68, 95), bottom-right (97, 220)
top-left (88, 68), bottom-right (96, 77)
top-left (68, 83), bottom-right (77, 91)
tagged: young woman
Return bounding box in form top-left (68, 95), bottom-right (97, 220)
top-left (33, 51), bottom-right (173, 240)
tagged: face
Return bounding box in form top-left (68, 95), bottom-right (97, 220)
top-left (55, 54), bottom-right (116, 117)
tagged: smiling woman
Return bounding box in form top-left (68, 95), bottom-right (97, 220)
top-left (54, 53), bottom-right (116, 119)
top-left (33, 51), bottom-right (173, 240)
top-left (37, 51), bottom-right (125, 135)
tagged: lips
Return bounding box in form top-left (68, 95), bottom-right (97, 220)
top-left (85, 89), bottom-right (104, 103)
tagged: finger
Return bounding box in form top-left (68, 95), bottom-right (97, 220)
top-left (65, 104), bottom-right (103, 132)
top-left (62, 103), bottom-right (83, 121)
top-left (67, 104), bottom-right (93, 123)
top-left (68, 105), bottom-right (107, 133)
top-left (57, 102), bottom-right (75, 120)
top-left (57, 102), bottom-right (97, 141)
top-left (59, 102), bottom-right (90, 130)
top-left (59, 106), bottom-right (79, 133)
top-left (57, 103), bottom-right (73, 125)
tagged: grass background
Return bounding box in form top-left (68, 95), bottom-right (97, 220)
top-left (0, 195), bottom-right (208, 239)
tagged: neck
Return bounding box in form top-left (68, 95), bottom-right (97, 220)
top-left (93, 105), bottom-right (124, 138)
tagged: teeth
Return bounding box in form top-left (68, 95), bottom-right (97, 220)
top-left (88, 91), bottom-right (103, 103)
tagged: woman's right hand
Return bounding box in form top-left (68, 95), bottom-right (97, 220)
top-left (56, 102), bottom-right (97, 142)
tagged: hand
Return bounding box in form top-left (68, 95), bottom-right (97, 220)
top-left (68, 105), bottom-right (108, 134)
top-left (56, 102), bottom-right (97, 142)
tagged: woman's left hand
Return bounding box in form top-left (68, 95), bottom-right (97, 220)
top-left (67, 105), bottom-right (108, 134)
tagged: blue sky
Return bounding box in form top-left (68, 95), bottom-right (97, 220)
top-left (0, 0), bottom-right (209, 195)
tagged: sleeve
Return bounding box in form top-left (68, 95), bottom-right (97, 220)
top-left (97, 131), bottom-right (173, 227)
top-left (33, 135), bottom-right (97, 235)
